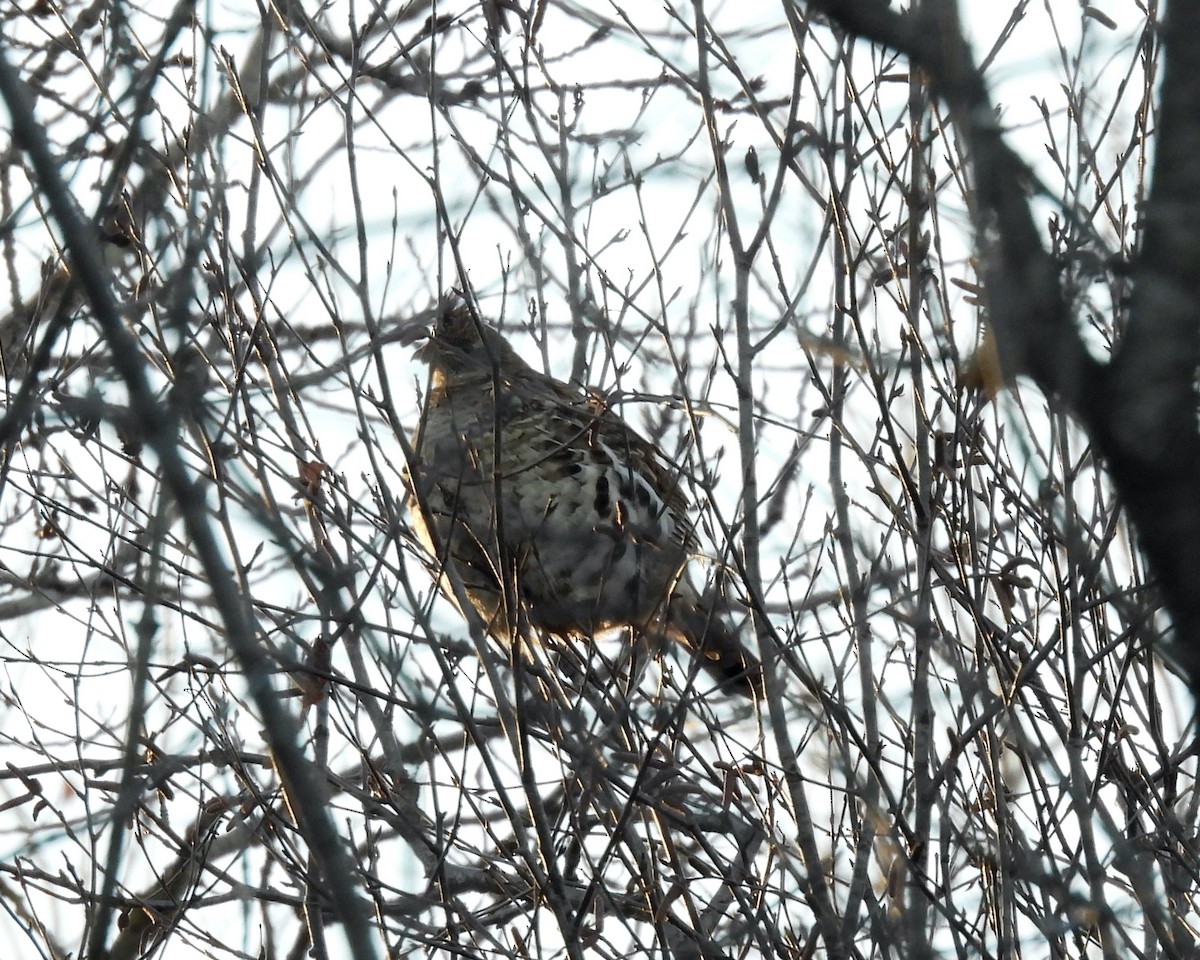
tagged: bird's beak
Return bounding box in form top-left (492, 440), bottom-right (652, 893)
top-left (396, 314), bottom-right (437, 365)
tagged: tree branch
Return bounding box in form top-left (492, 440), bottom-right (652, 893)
top-left (803, 0), bottom-right (1200, 681)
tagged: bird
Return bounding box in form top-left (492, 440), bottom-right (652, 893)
top-left (405, 298), bottom-right (762, 699)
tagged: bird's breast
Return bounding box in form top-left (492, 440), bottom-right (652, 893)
top-left (412, 396), bottom-right (692, 630)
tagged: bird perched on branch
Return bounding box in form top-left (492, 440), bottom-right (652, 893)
top-left (406, 298), bottom-right (762, 699)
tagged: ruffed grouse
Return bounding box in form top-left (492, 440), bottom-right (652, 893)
top-left (407, 300), bottom-right (761, 699)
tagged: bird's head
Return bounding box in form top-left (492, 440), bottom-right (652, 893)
top-left (410, 299), bottom-right (530, 384)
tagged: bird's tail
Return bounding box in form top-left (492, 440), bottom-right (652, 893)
top-left (661, 589), bottom-right (763, 700)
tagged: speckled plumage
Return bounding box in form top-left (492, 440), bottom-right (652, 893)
top-left (407, 301), bottom-right (761, 699)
